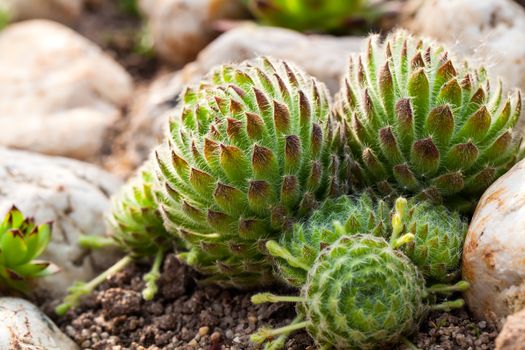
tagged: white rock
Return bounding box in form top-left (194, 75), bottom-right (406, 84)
top-left (187, 25), bottom-right (365, 94)
top-left (125, 25), bottom-right (365, 166)
top-left (496, 308), bottom-right (525, 350)
top-left (463, 158), bottom-right (525, 322)
top-left (0, 20), bottom-right (133, 160)
top-left (139, 0), bottom-right (247, 66)
top-left (0, 147), bottom-right (122, 297)
top-left (0, 297), bottom-right (78, 350)
top-left (2, 0), bottom-right (83, 23)
top-left (404, 0), bottom-right (525, 131)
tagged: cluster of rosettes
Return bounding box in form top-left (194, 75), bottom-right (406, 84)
top-left (154, 57), bottom-right (351, 288)
top-left (58, 29), bottom-right (522, 350)
top-left (253, 194), bottom-right (469, 349)
top-left (337, 31), bottom-right (522, 210)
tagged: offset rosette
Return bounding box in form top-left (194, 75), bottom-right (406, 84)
top-left (108, 160), bottom-right (172, 257)
top-left (401, 200), bottom-right (468, 283)
top-left (0, 207), bottom-right (56, 292)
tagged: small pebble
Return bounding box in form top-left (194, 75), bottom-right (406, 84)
top-left (199, 326), bottom-right (209, 336)
top-left (248, 315), bottom-right (258, 325)
top-left (210, 331), bottom-right (222, 343)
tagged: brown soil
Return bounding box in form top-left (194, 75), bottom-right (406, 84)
top-left (51, 255), bottom-right (498, 350)
top-left (53, 255), bottom-right (312, 350)
top-left (408, 310), bottom-right (498, 350)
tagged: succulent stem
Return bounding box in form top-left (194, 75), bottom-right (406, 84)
top-left (265, 335), bottom-right (288, 350)
top-left (265, 240), bottom-right (310, 271)
top-left (250, 316), bottom-right (308, 345)
top-left (264, 316), bottom-right (308, 350)
top-left (55, 255), bottom-right (133, 315)
top-left (251, 292), bottom-right (305, 304)
top-left (78, 235), bottom-right (116, 249)
top-left (429, 299), bottom-right (465, 311)
top-left (142, 248), bottom-right (165, 300)
top-left (427, 280), bottom-right (470, 295)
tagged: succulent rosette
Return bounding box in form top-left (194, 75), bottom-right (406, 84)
top-left (298, 234), bottom-right (426, 349)
top-left (401, 200), bottom-right (468, 282)
top-left (244, 0), bottom-right (367, 33)
top-left (154, 56), bottom-right (351, 288)
top-left (0, 206), bottom-right (57, 292)
top-left (337, 30), bottom-right (523, 210)
top-left (108, 160), bottom-right (172, 258)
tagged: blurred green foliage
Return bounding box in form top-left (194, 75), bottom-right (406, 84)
top-left (0, 7), bottom-right (10, 30)
top-left (118, 0), bottom-right (140, 17)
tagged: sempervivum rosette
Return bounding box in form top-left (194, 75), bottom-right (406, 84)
top-left (244, 0), bottom-right (367, 33)
top-left (337, 30), bottom-right (522, 210)
top-left (0, 207), bottom-right (56, 293)
top-left (154, 57), bottom-right (351, 288)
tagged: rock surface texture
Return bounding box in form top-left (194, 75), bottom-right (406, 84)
top-left (0, 147), bottom-right (122, 297)
top-left (2, 0), bottom-right (84, 23)
top-left (463, 158), bottom-right (525, 322)
top-left (496, 308), bottom-right (525, 350)
top-left (0, 297), bottom-right (79, 350)
top-left (139, 0), bottom-right (247, 66)
top-left (125, 25), bottom-right (364, 166)
top-left (404, 0), bottom-right (525, 133)
top-left (0, 20), bottom-right (133, 160)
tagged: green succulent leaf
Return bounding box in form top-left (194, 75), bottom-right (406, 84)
top-left (2, 230), bottom-right (28, 267)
